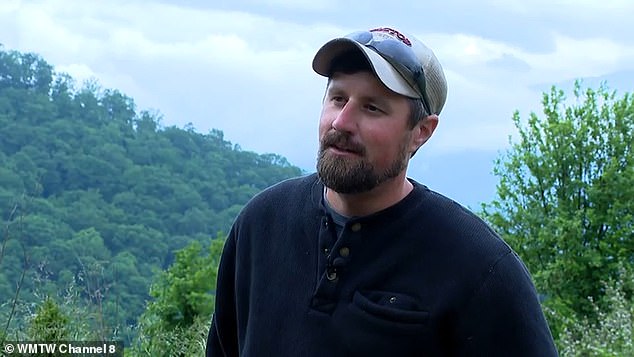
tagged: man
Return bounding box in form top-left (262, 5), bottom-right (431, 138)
top-left (206, 26), bottom-right (558, 356)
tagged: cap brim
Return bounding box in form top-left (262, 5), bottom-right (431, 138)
top-left (312, 38), bottom-right (420, 99)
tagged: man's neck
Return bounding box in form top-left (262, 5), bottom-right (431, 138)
top-left (325, 173), bottom-right (413, 217)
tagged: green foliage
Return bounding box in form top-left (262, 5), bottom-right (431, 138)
top-left (557, 268), bottom-right (634, 356)
top-left (4, 277), bottom-right (129, 345)
top-left (147, 235), bottom-right (224, 329)
top-left (0, 46), bottom-right (302, 343)
top-left (131, 235), bottom-right (225, 356)
top-left (27, 297), bottom-right (70, 342)
top-left (130, 315), bottom-right (210, 357)
top-left (481, 81), bottom-right (634, 337)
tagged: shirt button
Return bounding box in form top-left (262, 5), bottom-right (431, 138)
top-left (389, 296), bottom-right (397, 303)
top-left (339, 247), bottom-right (350, 257)
top-left (327, 270), bottom-right (338, 281)
top-left (323, 247), bottom-right (330, 255)
top-left (350, 223), bottom-right (361, 232)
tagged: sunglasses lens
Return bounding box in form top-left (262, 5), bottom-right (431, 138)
top-left (345, 31), bottom-right (431, 114)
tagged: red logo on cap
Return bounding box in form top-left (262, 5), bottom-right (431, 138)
top-left (370, 27), bottom-right (412, 46)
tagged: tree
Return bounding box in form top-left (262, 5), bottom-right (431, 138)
top-left (144, 235), bottom-right (225, 330)
top-left (132, 234), bottom-right (226, 356)
top-left (558, 268), bottom-right (634, 356)
top-left (27, 297), bottom-right (70, 342)
top-left (481, 82), bottom-right (634, 335)
top-left (0, 48), bottom-right (53, 94)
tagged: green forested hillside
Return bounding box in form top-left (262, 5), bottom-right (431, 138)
top-left (0, 46), bottom-right (303, 336)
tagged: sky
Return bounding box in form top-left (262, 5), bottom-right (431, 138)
top-left (1, 0), bottom-right (633, 208)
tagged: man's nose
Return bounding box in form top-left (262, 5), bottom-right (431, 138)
top-left (331, 101), bottom-right (357, 133)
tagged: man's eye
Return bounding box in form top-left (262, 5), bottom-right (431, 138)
top-left (330, 96), bottom-right (346, 105)
top-left (366, 104), bottom-right (382, 113)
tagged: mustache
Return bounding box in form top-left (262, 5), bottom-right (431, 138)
top-left (320, 131), bottom-right (365, 155)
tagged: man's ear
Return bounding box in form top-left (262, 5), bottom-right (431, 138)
top-left (409, 114), bottom-right (439, 153)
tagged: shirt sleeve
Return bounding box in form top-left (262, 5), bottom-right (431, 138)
top-left (453, 251), bottom-right (559, 356)
top-left (206, 228), bottom-right (239, 357)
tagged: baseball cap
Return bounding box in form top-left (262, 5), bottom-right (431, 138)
top-left (312, 27), bottom-right (447, 115)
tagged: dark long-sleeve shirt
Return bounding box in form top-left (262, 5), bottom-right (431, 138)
top-left (207, 174), bottom-right (558, 356)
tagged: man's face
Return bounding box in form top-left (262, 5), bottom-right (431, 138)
top-left (317, 71), bottom-right (417, 194)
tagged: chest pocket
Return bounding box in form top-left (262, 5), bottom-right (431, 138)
top-left (333, 290), bottom-right (430, 356)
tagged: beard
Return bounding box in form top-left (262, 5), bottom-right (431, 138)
top-left (316, 130), bottom-right (409, 194)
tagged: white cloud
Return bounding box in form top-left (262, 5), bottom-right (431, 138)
top-left (2, 0), bottom-right (633, 164)
top-left (4, 1), bottom-right (345, 82)
top-left (244, 0), bottom-right (337, 11)
top-left (407, 29), bottom-right (634, 153)
top-left (55, 63), bottom-right (97, 85)
top-left (489, 0), bottom-right (634, 17)
top-left (0, 0), bottom-right (20, 13)
top-left (430, 32), bottom-right (634, 84)
top-left (525, 34), bottom-right (634, 81)
top-left (433, 33), bottom-right (521, 66)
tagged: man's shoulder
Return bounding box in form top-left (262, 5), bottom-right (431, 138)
top-left (413, 182), bottom-right (489, 227)
top-left (412, 181), bottom-right (511, 255)
top-left (410, 182), bottom-right (525, 296)
top-left (238, 173), bottom-right (320, 216)
top-left (254, 173), bottom-right (319, 201)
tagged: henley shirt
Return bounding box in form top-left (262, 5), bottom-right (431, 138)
top-left (206, 173), bottom-right (558, 356)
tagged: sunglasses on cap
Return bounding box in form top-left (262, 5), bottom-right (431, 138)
top-left (345, 30), bottom-right (433, 116)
